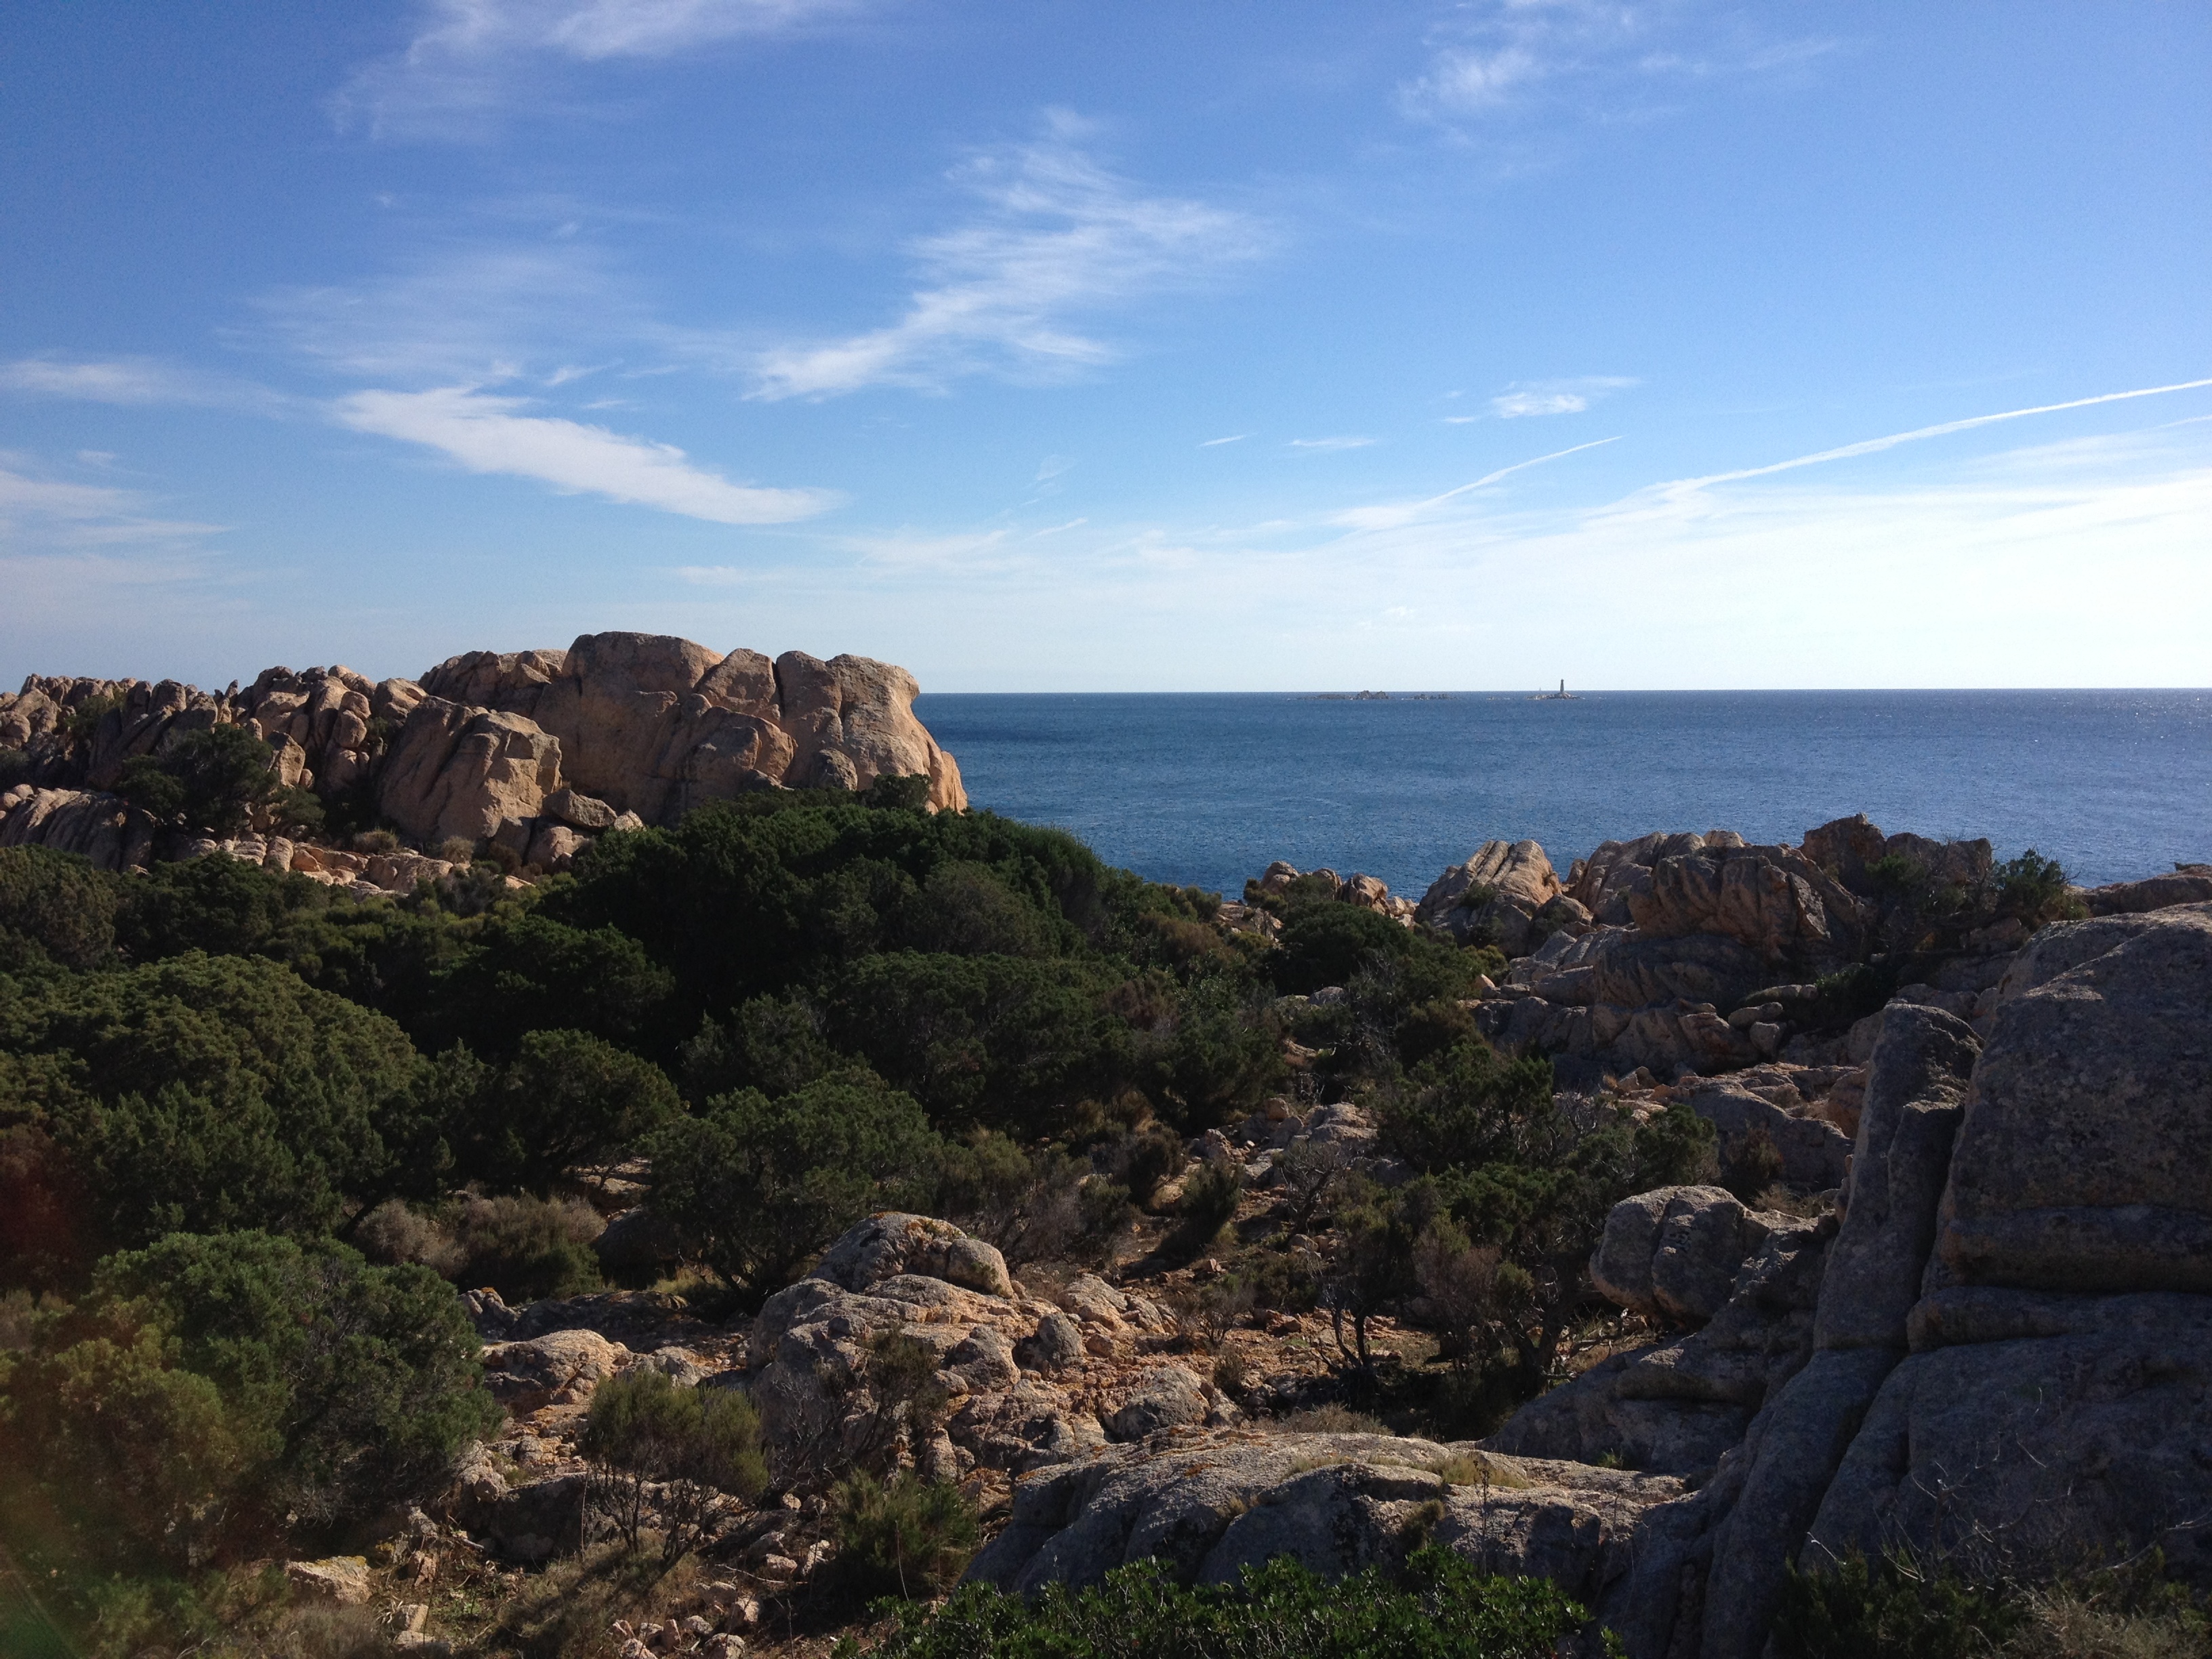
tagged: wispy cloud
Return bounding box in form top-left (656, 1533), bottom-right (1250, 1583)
top-left (0, 356), bottom-right (293, 415)
top-left (1489, 375), bottom-right (1637, 419)
top-left (332, 386), bottom-right (838, 523)
top-left (252, 245), bottom-right (644, 382)
top-left (1288, 436), bottom-right (1375, 451)
top-left (1660, 376), bottom-right (2212, 499)
top-left (750, 117), bottom-right (1269, 399)
top-left (336, 0), bottom-right (873, 140)
top-left (1200, 433), bottom-right (1250, 447)
top-left (0, 454), bottom-right (225, 549)
top-left (1330, 436), bottom-right (1619, 530)
top-left (1401, 2), bottom-right (1835, 129)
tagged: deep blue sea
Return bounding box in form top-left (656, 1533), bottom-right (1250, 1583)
top-left (914, 691), bottom-right (2212, 899)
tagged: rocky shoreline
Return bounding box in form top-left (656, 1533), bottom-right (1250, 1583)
top-left (381, 825), bottom-right (2207, 1658)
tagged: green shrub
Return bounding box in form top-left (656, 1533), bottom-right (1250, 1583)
top-left (0, 953), bottom-right (436, 1263)
top-left (0, 847), bottom-right (120, 974)
top-left (644, 1068), bottom-right (939, 1303)
top-left (579, 1368), bottom-right (766, 1563)
top-left (1776, 1551), bottom-right (2024, 1658)
top-left (1273, 902), bottom-right (1415, 994)
top-left (1992, 849), bottom-right (2085, 928)
top-left (833, 1470), bottom-right (979, 1598)
top-left (1179, 1160), bottom-right (1244, 1233)
top-left (0, 1231), bottom-right (496, 1570)
top-left (1380, 1040), bottom-right (1558, 1176)
top-left (865, 1542), bottom-right (1587, 1658)
top-left (459, 1027), bottom-right (680, 1192)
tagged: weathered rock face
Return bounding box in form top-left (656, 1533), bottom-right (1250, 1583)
top-left (1926, 902), bottom-right (2212, 1296)
top-left (746, 1216), bottom-right (1204, 1483)
top-left (1416, 840), bottom-right (1563, 952)
top-left (968, 1429), bottom-right (1684, 1617)
top-left (416, 632), bottom-right (964, 823)
top-left (1552, 909), bottom-right (2212, 1656)
top-left (375, 697), bottom-right (562, 847)
top-left (1490, 1205), bottom-right (1832, 1480)
top-left (1589, 1187), bottom-right (1782, 1325)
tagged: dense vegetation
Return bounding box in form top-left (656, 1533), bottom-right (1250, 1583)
top-left (863, 1545), bottom-right (1591, 1658)
top-left (0, 787), bottom-right (1720, 1655)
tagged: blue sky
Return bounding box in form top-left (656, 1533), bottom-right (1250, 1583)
top-left (3, 1), bottom-right (2207, 691)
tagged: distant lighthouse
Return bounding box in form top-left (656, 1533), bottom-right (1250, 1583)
top-left (1533, 678), bottom-right (1578, 701)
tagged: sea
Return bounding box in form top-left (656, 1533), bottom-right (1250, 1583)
top-left (913, 690), bottom-right (2212, 900)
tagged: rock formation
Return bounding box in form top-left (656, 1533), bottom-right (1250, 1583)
top-left (1479, 902), bottom-right (2212, 1656)
top-left (0, 632), bottom-right (966, 882)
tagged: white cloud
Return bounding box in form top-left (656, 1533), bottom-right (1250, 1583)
top-left (1200, 433), bottom-right (1250, 447)
top-left (0, 455), bottom-right (224, 548)
top-left (750, 119), bottom-right (1269, 399)
top-left (253, 245), bottom-right (642, 382)
top-left (336, 0), bottom-right (870, 139)
top-left (1659, 376), bottom-right (2212, 498)
top-left (1401, 3), bottom-right (1834, 128)
top-left (331, 386), bottom-right (837, 523)
top-left (1288, 436), bottom-right (1375, 451)
top-left (1490, 375), bottom-right (1637, 418)
top-left (0, 356), bottom-right (292, 415)
top-left (1329, 436), bottom-right (1619, 530)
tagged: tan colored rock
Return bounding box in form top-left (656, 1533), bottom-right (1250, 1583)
top-left (1414, 839), bottom-right (1560, 927)
top-left (479, 1328), bottom-right (628, 1412)
top-left (527, 822), bottom-right (590, 872)
top-left (284, 1556), bottom-right (371, 1605)
top-left (417, 632), bottom-right (964, 821)
top-left (376, 697), bottom-right (562, 847)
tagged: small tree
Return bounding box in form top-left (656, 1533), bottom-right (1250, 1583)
top-left (644, 1068), bottom-right (939, 1305)
top-left (579, 1368), bottom-right (766, 1565)
top-left (833, 1470), bottom-right (979, 1599)
top-left (113, 723), bottom-right (292, 839)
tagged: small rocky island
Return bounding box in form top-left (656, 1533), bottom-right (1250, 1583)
top-left (1, 636), bottom-right (2207, 1659)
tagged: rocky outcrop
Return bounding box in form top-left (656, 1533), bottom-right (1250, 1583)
top-left (967, 1429), bottom-right (1683, 1614)
top-left (414, 633), bottom-right (964, 825)
top-left (1416, 840), bottom-right (1565, 953)
top-left (746, 1216), bottom-right (1215, 1483)
top-left (1507, 905), bottom-right (2212, 1656)
top-left (0, 632), bottom-right (966, 874)
top-left (375, 697), bottom-right (562, 847)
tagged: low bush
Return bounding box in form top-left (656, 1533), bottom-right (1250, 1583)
top-left (832, 1469), bottom-right (979, 1599)
top-left (863, 1543), bottom-right (1588, 1658)
top-left (0, 1231), bottom-right (495, 1577)
top-left (1776, 1549), bottom-right (2210, 1659)
top-left (579, 1368), bottom-right (766, 1564)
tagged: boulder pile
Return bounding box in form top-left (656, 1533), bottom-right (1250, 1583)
top-left (0, 632), bottom-right (965, 879)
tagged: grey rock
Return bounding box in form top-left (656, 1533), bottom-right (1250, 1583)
top-left (1814, 1005), bottom-right (1980, 1351)
top-left (1806, 1317), bottom-right (2212, 1592)
top-left (1015, 1311), bottom-right (1085, 1374)
top-left (1681, 1081), bottom-right (1851, 1189)
top-left (966, 1431), bottom-right (1683, 1610)
top-left (813, 1213), bottom-right (1015, 1298)
top-left (1925, 903), bottom-right (2212, 1296)
top-left (1697, 1347), bottom-right (1900, 1659)
top-left (1102, 1364), bottom-right (1209, 1441)
top-left (1589, 1185), bottom-right (1780, 1325)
